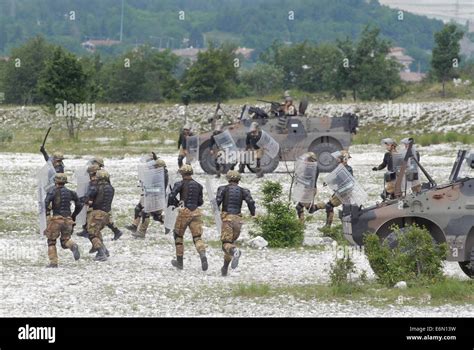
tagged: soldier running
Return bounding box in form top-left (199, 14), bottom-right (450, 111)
top-left (85, 170), bottom-right (116, 261)
top-left (43, 173), bottom-right (82, 267)
top-left (295, 152), bottom-right (320, 223)
top-left (40, 145), bottom-right (65, 173)
top-left (167, 164), bottom-right (208, 271)
top-left (372, 138), bottom-right (398, 200)
top-left (126, 158), bottom-right (169, 238)
top-left (240, 121), bottom-right (264, 178)
top-left (76, 164), bottom-right (100, 238)
top-left (216, 170), bottom-right (256, 276)
top-left (177, 124), bottom-right (193, 168)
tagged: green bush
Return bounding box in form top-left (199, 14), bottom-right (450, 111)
top-left (445, 131), bottom-right (458, 143)
top-left (329, 254), bottom-right (356, 286)
top-left (0, 129), bottom-right (13, 143)
top-left (320, 224), bottom-right (345, 244)
top-left (255, 181), bottom-right (304, 248)
top-left (364, 224), bottom-right (448, 287)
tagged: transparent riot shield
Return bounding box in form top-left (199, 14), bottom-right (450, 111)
top-left (256, 130), bottom-right (280, 159)
top-left (392, 152), bottom-right (404, 172)
top-left (205, 178), bottom-right (222, 235)
top-left (186, 135), bottom-right (199, 163)
top-left (139, 165), bottom-right (166, 213)
top-left (292, 159), bottom-right (318, 203)
top-left (325, 164), bottom-right (367, 205)
top-left (37, 161), bottom-right (56, 234)
top-left (74, 166), bottom-right (90, 227)
top-left (214, 130), bottom-right (238, 153)
top-left (164, 205), bottom-right (179, 235)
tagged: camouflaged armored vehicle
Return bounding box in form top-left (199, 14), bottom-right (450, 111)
top-left (342, 148), bottom-right (474, 278)
top-left (199, 101), bottom-right (358, 174)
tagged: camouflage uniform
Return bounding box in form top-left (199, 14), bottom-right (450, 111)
top-left (209, 126), bottom-right (224, 178)
top-left (177, 125), bottom-right (193, 168)
top-left (86, 170), bottom-right (115, 261)
top-left (43, 173), bottom-right (82, 267)
top-left (167, 165), bottom-right (207, 271)
top-left (400, 138), bottom-right (422, 194)
top-left (216, 171), bottom-right (256, 276)
top-left (128, 159), bottom-right (169, 238)
top-left (240, 122), bottom-right (264, 177)
top-left (295, 152), bottom-right (320, 223)
top-left (40, 147), bottom-right (65, 173)
top-left (373, 138), bottom-right (398, 200)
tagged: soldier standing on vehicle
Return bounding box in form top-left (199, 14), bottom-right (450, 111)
top-left (240, 121), bottom-right (264, 178)
top-left (43, 173), bottom-right (82, 267)
top-left (400, 138), bottom-right (421, 194)
top-left (314, 151), bottom-right (353, 227)
top-left (177, 124), bottom-right (193, 168)
top-left (167, 164), bottom-right (208, 271)
top-left (127, 159), bottom-right (169, 238)
top-left (86, 170), bottom-right (116, 261)
top-left (372, 138), bottom-right (398, 200)
top-left (281, 96), bottom-right (298, 116)
top-left (40, 146), bottom-right (65, 173)
top-left (216, 170), bottom-right (256, 276)
top-left (295, 152), bottom-right (320, 223)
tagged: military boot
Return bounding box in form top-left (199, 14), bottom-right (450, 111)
top-left (77, 228), bottom-right (89, 238)
top-left (125, 224), bottom-right (138, 233)
top-left (94, 247), bottom-right (108, 262)
top-left (46, 263), bottom-right (58, 268)
top-left (221, 260), bottom-right (230, 276)
top-left (171, 256), bottom-right (184, 270)
top-left (230, 247), bottom-right (241, 269)
top-left (199, 251), bottom-right (208, 271)
top-left (112, 228), bottom-right (123, 241)
top-left (256, 169), bottom-right (264, 178)
top-left (131, 231), bottom-right (145, 239)
top-left (238, 164), bottom-right (246, 174)
top-left (71, 244), bottom-right (80, 261)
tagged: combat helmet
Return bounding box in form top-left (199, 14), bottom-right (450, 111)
top-left (87, 164), bottom-right (100, 175)
top-left (305, 152), bottom-right (317, 162)
top-left (52, 151), bottom-right (64, 161)
top-left (54, 173), bottom-right (68, 184)
top-left (96, 169), bottom-right (110, 181)
top-left (249, 121), bottom-right (259, 132)
top-left (90, 156), bottom-right (105, 168)
top-left (226, 170), bottom-right (241, 182)
top-left (155, 159), bottom-right (166, 168)
top-left (179, 164), bottom-right (193, 175)
top-left (381, 138), bottom-right (397, 147)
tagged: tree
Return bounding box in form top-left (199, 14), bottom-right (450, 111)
top-left (182, 43), bottom-right (239, 102)
top-left (38, 46), bottom-right (90, 138)
top-left (431, 24), bottom-right (464, 97)
top-left (3, 36), bottom-right (53, 104)
top-left (239, 63), bottom-right (284, 96)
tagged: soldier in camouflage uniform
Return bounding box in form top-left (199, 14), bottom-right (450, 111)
top-left (314, 150), bottom-right (353, 227)
top-left (127, 159), bottom-right (169, 238)
top-left (177, 124), bottom-right (193, 168)
top-left (216, 170), bottom-right (256, 276)
top-left (209, 124), bottom-right (227, 178)
top-left (40, 146), bottom-right (65, 173)
top-left (43, 173), bottom-right (82, 267)
top-left (240, 121), bottom-right (264, 178)
top-left (167, 164), bottom-right (208, 271)
top-left (372, 138), bottom-right (398, 200)
top-left (295, 152), bottom-right (320, 223)
top-left (400, 137), bottom-right (422, 194)
top-left (85, 170), bottom-right (115, 261)
top-left (76, 164), bottom-right (100, 238)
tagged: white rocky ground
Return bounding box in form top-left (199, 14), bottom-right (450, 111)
top-left (0, 143), bottom-right (472, 317)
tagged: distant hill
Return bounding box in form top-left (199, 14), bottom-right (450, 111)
top-left (0, 0), bottom-right (444, 70)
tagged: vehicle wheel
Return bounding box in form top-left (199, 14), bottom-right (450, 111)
top-left (458, 247), bottom-right (474, 278)
top-left (309, 142), bottom-right (341, 173)
top-left (247, 154), bottom-right (280, 174)
top-left (199, 147), bottom-right (232, 175)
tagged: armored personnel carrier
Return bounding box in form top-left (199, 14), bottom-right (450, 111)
top-left (342, 148), bottom-right (474, 278)
top-left (199, 101), bottom-right (358, 174)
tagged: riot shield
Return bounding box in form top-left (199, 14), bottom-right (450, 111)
top-left (392, 152), bottom-right (404, 172)
top-left (256, 130), bottom-right (280, 159)
top-left (325, 164), bottom-right (367, 205)
top-left (37, 161), bottom-right (56, 234)
top-left (139, 165), bottom-right (166, 213)
top-left (74, 166), bottom-right (90, 226)
top-left (292, 159), bottom-right (318, 203)
top-left (214, 130), bottom-right (238, 153)
top-left (164, 205), bottom-right (179, 234)
top-left (186, 135), bottom-right (199, 163)
top-left (205, 178), bottom-right (222, 235)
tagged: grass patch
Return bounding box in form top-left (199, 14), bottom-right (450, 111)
top-left (319, 224), bottom-right (345, 245)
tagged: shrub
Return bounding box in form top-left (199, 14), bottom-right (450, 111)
top-left (0, 129), bottom-right (13, 143)
top-left (329, 254), bottom-right (356, 286)
top-left (320, 224), bottom-right (345, 244)
top-left (445, 131), bottom-right (458, 143)
top-left (255, 181), bottom-right (304, 248)
top-left (364, 224), bottom-right (448, 287)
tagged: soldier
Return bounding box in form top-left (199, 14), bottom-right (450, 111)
top-left (216, 170), bottom-right (256, 276)
top-left (209, 124), bottom-right (226, 178)
top-left (295, 152), bottom-right (320, 223)
top-left (85, 170), bottom-right (115, 261)
top-left (43, 173), bottom-right (82, 267)
top-left (240, 121), bottom-right (264, 178)
top-left (314, 150), bottom-right (353, 227)
top-left (40, 145), bottom-right (65, 173)
top-left (76, 164), bottom-right (100, 238)
top-left (89, 156), bottom-right (104, 169)
top-left (372, 138), bottom-right (398, 200)
top-left (167, 164), bottom-right (208, 271)
top-left (281, 96), bottom-right (298, 116)
top-left (177, 124), bottom-right (193, 168)
top-left (400, 138), bottom-right (421, 194)
top-left (127, 159), bottom-right (169, 238)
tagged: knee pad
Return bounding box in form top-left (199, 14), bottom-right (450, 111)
top-left (296, 203), bottom-right (304, 215)
top-left (47, 239), bottom-right (56, 247)
top-left (222, 240), bottom-right (233, 252)
top-left (192, 235), bottom-right (202, 244)
top-left (60, 239), bottom-right (69, 249)
top-left (325, 202), bottom-right (334, 213)
top-left (134, 205), bottom-right (142, 219)
top-left (151, 212), bottom-right (162, 221)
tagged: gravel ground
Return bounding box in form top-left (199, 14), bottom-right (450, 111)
top-left (0, 143), bottom-right (472, 317)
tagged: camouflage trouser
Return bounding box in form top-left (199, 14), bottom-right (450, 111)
top-left (221, 213), bottom-right (243, 263)
top-left (44, 216), bottom-right (75, 265)
top-left (137, 210), bottom-right (164, 237)
top-left (87, 210), bottom-right (110, 250)
top-left (178, 146), bottom-right (187, 167)
top-left (385, 180), bottom-right (395, 194)
top-left (173, 208), bottom-right (205, 257)
top-left (296, 201), bottom-right (324, 223)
